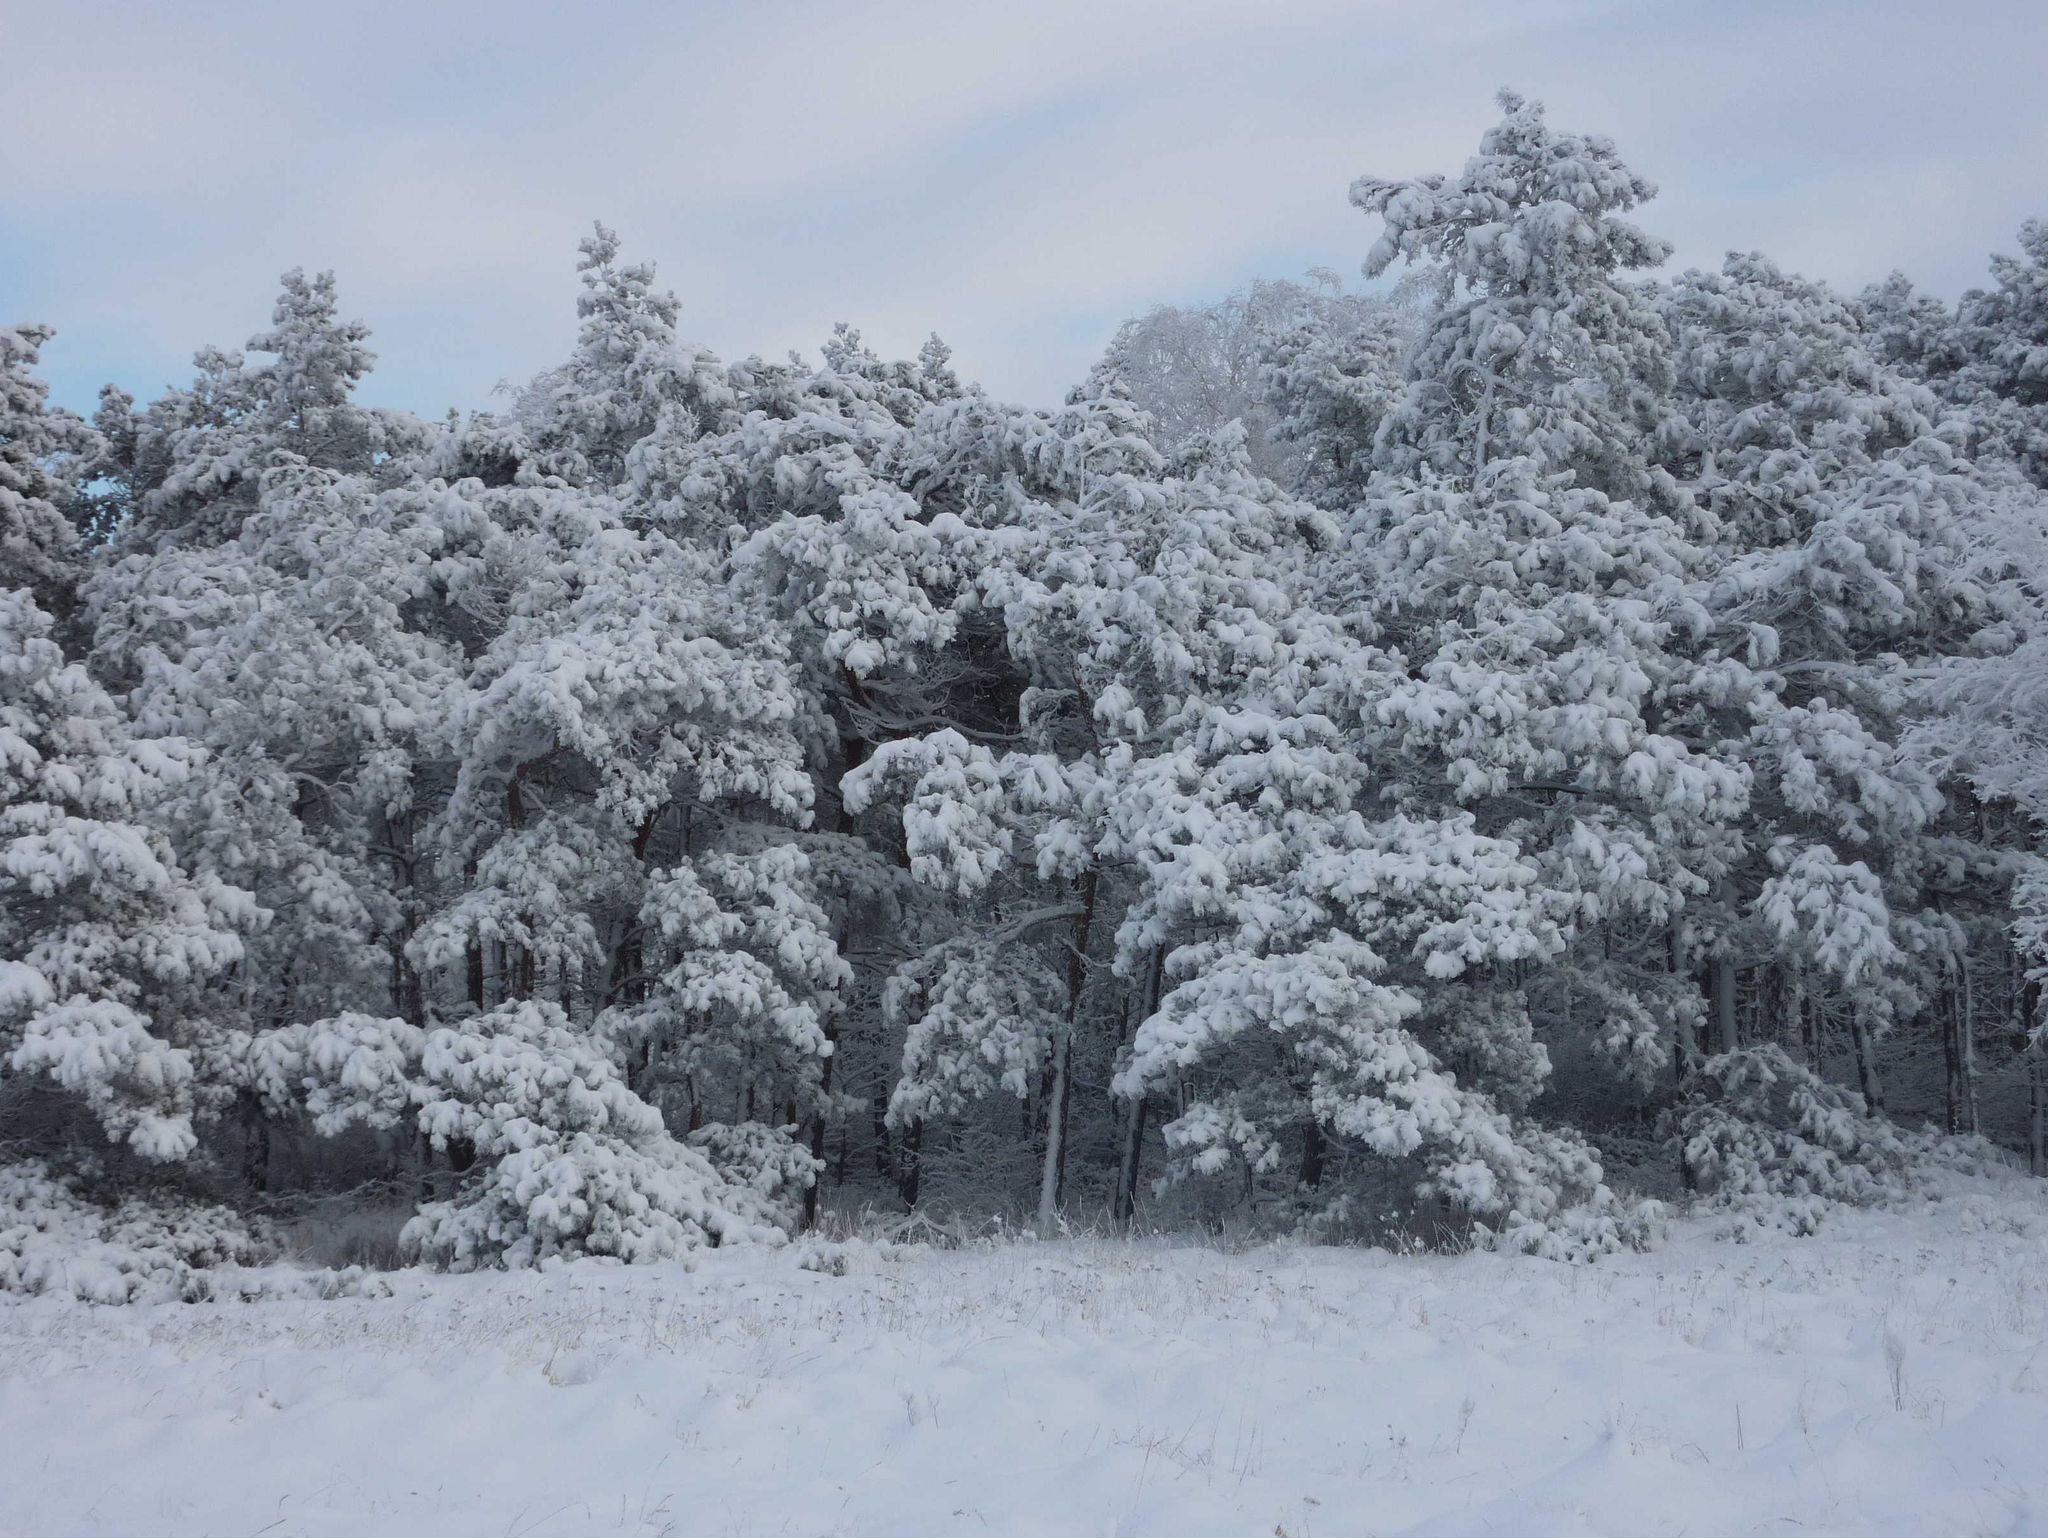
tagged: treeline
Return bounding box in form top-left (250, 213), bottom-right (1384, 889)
top-left (5, 94), bottom-right (2048, 1271)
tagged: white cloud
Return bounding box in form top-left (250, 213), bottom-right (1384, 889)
top-left (5, 0), bottom-right (2042, 414)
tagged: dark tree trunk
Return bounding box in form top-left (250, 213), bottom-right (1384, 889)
top-left (1112, 946), bottom-right (1164, 1229)
top-left (1850, 1012), bottom-right (1884, 1112)
top-left (899, 1118), bottom-right (923, 1209)
top-left (1799, 990), bottom-right (1822, 1073)
top-left (871, 1092), bottom-right (894, 1180)
top-left (1299, 1119), bottom-right (1326, 1190)
top-left (1037, 866), bottom-right (1098, 1231)
top-left (240, 1096), bottom-right (271, 1192)
top-left (1957, 940), bottom-right (1979, 1134)
top-left (2032, 1052), bottom-right (2047, 1178)
top-left (1115, 1098), bottom-right (1149, 1228)
top-left (603, 806), bottom-right (662, 1014)
top-left (384, 809), bottom-right (425, 1027)
top-left (1671, 923), bottom-right (1700, 1083)
top-left (803, 924), bottom-right (849, 1232)
top-left (803, 1047), bottom-right (834, 1231)
top-left (1709, 954), bottom-right (1738, 1055)
top-left (507, 757), bottom-right (536, 1002)
top-left (1943, 977), bottom-right (1964, 1135)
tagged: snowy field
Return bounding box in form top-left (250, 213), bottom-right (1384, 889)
top-left (5, 1191), bottom-right (2047, 1538)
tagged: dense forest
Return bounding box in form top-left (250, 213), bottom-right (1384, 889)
top-left (7, 94), bottom-right (2048, 1289)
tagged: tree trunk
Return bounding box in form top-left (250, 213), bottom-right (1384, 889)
top-left (1703, 883), bottom-right (1737, 1057)
top-left (803, 923), bottom-right (850, 1232)
top-left (393, 940), bottom-right (424, 1028)
top-left (1799, 990), bottom-right (1822, 1073)
top-left (1691, 885), bottom-right (1737, 1057)
top-left (872, 1094), bottom-right (893, 1179)
top-left (1960, 942), bottom-right (1980, 1135)
top-left (603, 807), bottom-right (662, 1014)
top-left (384, 808), bottom-right (425, 1027)
top-left (1671, 922), bottom-right (1700, 1083)
top-left (1112, 946), bottom-right (1164, 1230)
top-left (2031, 1048), bottom-right (2048, 1179)
top-left (1709, 952), bottom-right (1738, 1055)
top-left (802, 1035), bottom-right (835, 1231)
top-left (899, 1118), bottom-right (923, 1210)
top-left (1299, 1119), bottom-right (1326, 1190)
top-left (1113, 1098), bottom-right (1147, 1228)
top-left (1037, 867), bottom-right (1098, 1233)
top-left (1943, 973), bottom-right (1963, 1135)
top-left (2031, 1051), bottom-right (2048, 1178)
top-left (507, 758), bottom-right (536, 1002)
top-left (240, 1096), bottom-right (271, 1192)
top-left (1037, 1029), bottom-right (1072, 1233)
top-left (1850, 1011), bottom-right (1884, 1112)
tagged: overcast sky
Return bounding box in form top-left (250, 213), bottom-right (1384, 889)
top-left (6, 0), bottom-right (2043, 419)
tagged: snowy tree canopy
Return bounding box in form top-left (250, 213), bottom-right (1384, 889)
top-left (6, 93), bottom-right (2048, 1274)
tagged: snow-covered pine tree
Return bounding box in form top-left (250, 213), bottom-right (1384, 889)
top-left (101, 269), bottom-right (415, 553)
top-left (1096, 272), bottom-right (1423, 512)
top-left (386, 234), bottom-right (844, 1241)
top-left (613, 296), bottom-right (1109, 1214)
top-left (91, 459), bottom-right (455, 1049)
top-left (82, 276), bottom-right (455, 1183)
top-left (1337, 94), bottom-right (1749, 1123)
top-left (830, 373), bottom-right (1177, 1225)
top-left (1, 324), bottom-right (93, 629)
top-left (517, 222), bottom-right (736, 490)
top-left (1857, 271), bottom-right (1959, 381)
top-left (1257, 282), bottom-right (1413, 510)
top-left (1945, 219), bottom-right (2048, 488)
top-left (1909, 428), bottom-right (2048, 1163)
top-left (841, 352), bottom-right (1634, 1244)
top-left (0, 585), bottom-right (256, 1161)
top-left (1353, 92), bottom-right (1687, 514)
top-left (1661, 251), bottom-right (2016, 1122)
top-left (238, 1000), bottom-right (790, 1266)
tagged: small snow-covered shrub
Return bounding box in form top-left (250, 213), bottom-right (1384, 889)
top-left (398, 1002), bottom-right (787, 1269)
top-left (686, 1120), bottom-right (820, 1212)
top-left (412, 1001), bottom-right (663, 1156)
top-left (790, 1233), bottom-right (917, 1273)
top-left (237, 1003), bottom-right (801, 1271)
top-left (234, 1012), bottom-right (427, 1134)
top-left (403, 1133), bottom-right (786, 1270)
top-left (1672, 1046), bottom-right (1913, 1233)
top-left (793, 1235), bottom-right (851, 1275)
top-left (0, 1158), bottom-right (272, 1303)
top-left (1485, 1189), bottom-right (1669, 1263)
top-left (1894, 1126), bottom-right (2021, 1183)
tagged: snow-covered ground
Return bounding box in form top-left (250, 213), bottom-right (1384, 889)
top-left (6, 1189), bottom-right (2048, 1538)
